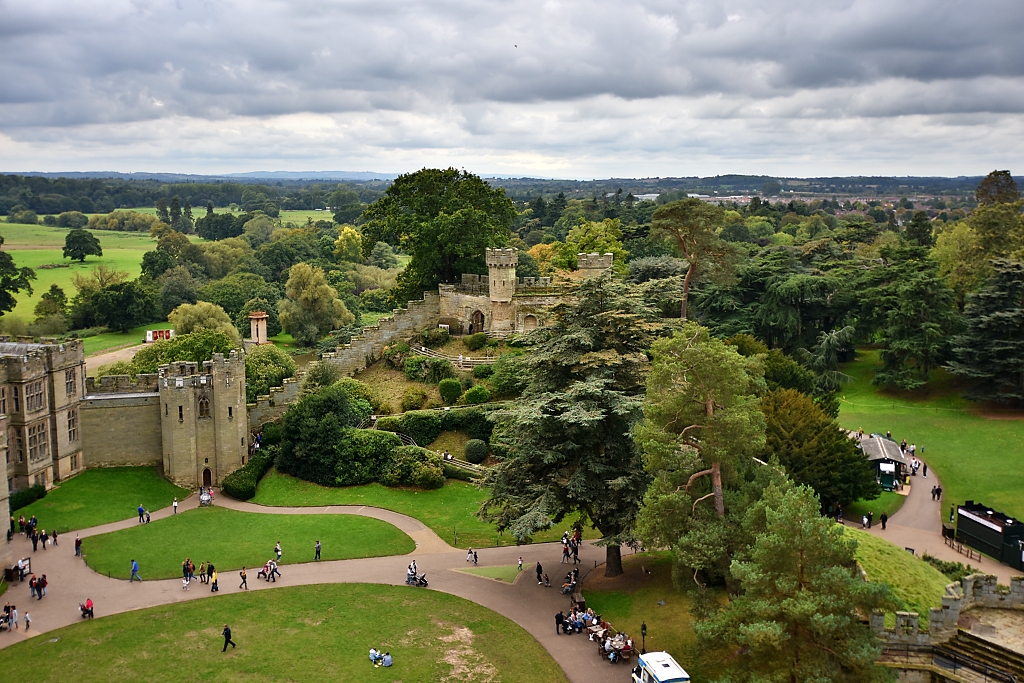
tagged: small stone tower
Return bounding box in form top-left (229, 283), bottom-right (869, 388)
top-left (577, 252), bottom-right (614, 278)
top-left (159, 350), bottom-right (248, 489)
top-left (248, 311), bottom-right (270, 345)
top-left (486, 247), bottom-right (518, 332)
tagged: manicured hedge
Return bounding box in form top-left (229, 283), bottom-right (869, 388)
top-left (10, 484), bottom-right (46, 511)
top-left (464, 333), bottom-right (488, 351)
top-left (438, 378), bottom-right (463, 404)
top-left (381, 446), bottom-right (445, 489)
top-left (404, 356), bottom-right (456, 383)
top-left (401, 387), bottom-right (427, 411)
top-left (472, 364), bottom-right (493, 379)
top-left (222, 446), bottom-right (277, 501)
top-left (442, 462), bottom-right (476, 482)
top-left (464, 439), bottom-right (488, 464)
top-left (463, 385), bottom-right (491, 404)
top-left (375, 405), bottom-right (497, 446)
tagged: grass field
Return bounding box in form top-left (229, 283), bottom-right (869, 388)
top-left (845, 527), bottom-right (950, 626)
top-left (15, 466), bottom-right (189, 532)
top-left (0, 583), bottom-right (568, 683)
top-left (82, 506), bottom-right (414, 579)
top-left (838, 349), bottom-right (1024, 522)
top-left (0, 222), bottom-right (186, 320)
top-left (460, 564), bottom-right (524, 583)
top-left (844, 491), bottom-right (907, 524)
top-left (253, 469), bottom-right (595, 548)
top-left (82, 321), bottom-right (175, 356)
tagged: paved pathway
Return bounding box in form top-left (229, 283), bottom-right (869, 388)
top-left (846, 465), bottom-right (1019, 584)
top-left (0, 495), bottom-right (630, 683)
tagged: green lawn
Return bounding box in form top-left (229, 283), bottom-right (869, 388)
top-left (845, 527), bottom-right (950, 626)
top-left (0, 583), bottom-right (567, 683)
top-left (83, 506), bottom-right (414, 579)
top-left (460, 564), bottom-right (523, 583)
top-left (838, 349), bottom-right (1024, 522)
top-left (16, 466), bottom-right (189, 532)
top-left (844, 491), bottom-right (907, 524)
top-left (253, 469), bottom-right (594, 548)
top-left (0, 222), bottom-right (162, 320)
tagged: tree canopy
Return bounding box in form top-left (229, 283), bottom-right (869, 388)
top-left (62, 228), bottom-right (103, 262)
top-left (360, 168), bottom-right (515, 303)
top-left (0, 235), bottom-right (36, 315)
top-left (278, 262), bottom-right (353, 346)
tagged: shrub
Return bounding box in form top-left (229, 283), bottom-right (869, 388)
top-left (472, 364), bottom-right (493, 379)
top-left (245, 344), bottom-right (297, 402)
top-left (375, 405), bottom-right (498, 445)
top-left (464, 332), bottom-right (488, 351)
top-left (922, 553), bottom-right (978, 583)
top-left (222, 446), bottom-right (277, 501)
top-left (420, 327), bottom-right (450, 348)
top-left (400, 387), bottom-right (427, 412)
top-left (381, 446), bottom-right (445, 489)
top-left (463, 385), bottom-right (491, 404)
top-left (464, 439), bottom-right (488, 464)
top-left (261, 422), bottom-right (284, 446)
top-left (335, 377), bottom-right (387, 415)
top-left (300, 361), bottom-right (343, 396)
top-left (443, 462), bottom-right (476, 482)
top-left (404, 355), bottom-right (456, 383)
top-left (333, 429), bottom-right (402, 486)
top-left (489, 352), bottom-right (528, 397)
top-left (460, 375), bottom-right (474, 390)
top-left (10, 484), bottom-right (46, 511)
top-left (438, 378), bottom-right (463, 405)
top-left (276, 383), bottom-right (362, 486)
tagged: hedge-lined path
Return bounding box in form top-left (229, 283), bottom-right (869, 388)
top-left (844, 466), bottom-right (1018, 584)
top-left (1, 493), bottom-right (631, 683)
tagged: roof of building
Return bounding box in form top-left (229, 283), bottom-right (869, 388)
top-left (638, 652), bottom-right (690, 682)
top-left (860, 436), bottom-right (907, 465)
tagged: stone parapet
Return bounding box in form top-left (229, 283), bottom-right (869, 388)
top-left (86, 373), bottom-right (160, 394)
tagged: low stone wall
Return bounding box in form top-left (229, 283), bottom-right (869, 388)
top-left (245, 292), bottom-right (441, 430)
top-left (85, 373), bottom-right (160, 394)
top-left (871, 574), bottom-right (1024, 646)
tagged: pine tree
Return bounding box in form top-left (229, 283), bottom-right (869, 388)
top-left (947, 260), bottom-right (1024, 407)
top-left (155, 197), bottom-right (170, 224)
top-left (480, 274), bottom-right (670, 576)
top-left (904, 210), bottom-right (934, 246)
top-left (696, 481), bottom-right (898, 683)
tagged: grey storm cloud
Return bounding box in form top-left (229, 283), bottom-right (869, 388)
top-left (0, 0), bottom-right (1022, 175)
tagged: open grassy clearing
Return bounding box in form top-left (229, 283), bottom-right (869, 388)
top-left (427, 430), bottom-right (473, 459)
top-left (82, 321), bottom-right (176, 356)
top-left (844, 491), bottom-right (907, 523)
top-left (838, 349), bottom-right (1024, 522)
top-left (356, 361), bottom-right (444, 412)
top-left (0, 583), bottom-right (568, 683)
top-left (253, 469), bottom-right (597, 548)
top-left (460, 564), bottom-right (524, 583)
top-left (82, 506), bottom-right (414, 579)
top-left (15, 466), bottom-right (189, 532)
top-left (845, 527), bottom-right (950, 626)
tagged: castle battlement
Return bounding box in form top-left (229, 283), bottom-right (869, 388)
top-left (577, 252), bottom-right (614, 271)
top-left (485, 247), bottom-right (518, 267)
top-left (86, 373), bottom-right (160, 395)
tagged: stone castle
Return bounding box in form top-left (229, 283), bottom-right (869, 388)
top-left (0, 248), bottom-right (612, 570)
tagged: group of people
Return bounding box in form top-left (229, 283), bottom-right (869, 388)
top-left (28, 573), bottom-right (49, 600)
top-left (561, 568), bottom-right (580, 595)
top-left (555, 605), bottom-right (595, 635)
top-left (136, 504), bottom-right (151, 524)
top-left (256, 559), bottom-right (282, 582)
top-left (1, 603), bottom-right (27, 632)
top-left (931, 485), bottom-right (944, 501)
top-left (368, 647), bottom-right (393, 667)
top-left (16, 514), bottom-right (58, 553)
top-left (180, 558), bottom-right (220, 591)
top-left (560, 529), bottom-right (582, 565)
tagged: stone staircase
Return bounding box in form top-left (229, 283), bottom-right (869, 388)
top-left (936, 631), bottom-right (1023, 682)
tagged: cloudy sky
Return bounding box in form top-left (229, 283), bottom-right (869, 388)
top-left (1, 0), bottom-right (1022, 178)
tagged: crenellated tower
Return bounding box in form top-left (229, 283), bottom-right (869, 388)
top-left (486, 247), bottom-right (518, 332)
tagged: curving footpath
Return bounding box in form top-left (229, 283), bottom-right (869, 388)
top-left (847, 465), bottom-right (1018, 584)
top-left (0, 494), bottom-right (630, 683)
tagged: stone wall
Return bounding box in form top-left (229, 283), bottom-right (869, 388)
top-left (871, 574), bottom-right (1024, 646)
top-left (85, 374), bottom-right (160, 394)
top-left (80, 393), bottom-right (163, 467)
top-left (246, 292), bottom-right (441, 430)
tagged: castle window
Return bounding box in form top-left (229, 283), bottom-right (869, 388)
top-left (228, 406), bottom-right (233, 419)
top-left (66, 369), bottom-right (77, 395)
top-left (178, 405), bottom-right (183, 422)
top-left (199, 397), bottom-right (210, 418)
top-left (1, 386), bottom-right (6, 413)
top-left (165, 403), bottom-right (168, 416)
top-left (28, 422), bottom-right (49, 462)
top-left (13, 386), bottom-right (19, 412)
top-left (68, 408), bottom-right (78, 442)
top-left (16, 432), bottom-right (24, 462)
top-left (71, 454), bottom-right (78, 470)
top-left (26, 381), bottom-right (45, 412)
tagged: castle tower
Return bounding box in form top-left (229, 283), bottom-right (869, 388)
top-left (486, 248), bottom-right (518, 332)
top-left (159, 350), bottom-right (247, 489)
top-left (577, 252), bottom-right (614, 278)
top-left (248, 311), bottom-right (270, 345)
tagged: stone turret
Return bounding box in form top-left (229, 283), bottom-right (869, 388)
top-left (248, 311), bottom-right (270, 345)
top-left (486, 248), bottom-right (518, 303)
top-left (577, 252), bottom-right (614, 278)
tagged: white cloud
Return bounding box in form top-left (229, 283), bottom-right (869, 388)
top-left (0, 0), bottom-right (1021, 176)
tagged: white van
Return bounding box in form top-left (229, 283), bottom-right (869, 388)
top-left (631, 651), bottom-right (690, 683)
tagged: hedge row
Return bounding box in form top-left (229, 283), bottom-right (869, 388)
top-left (375, 405), bottom-right (497, 447)
top-left (221, 446), bottom-right (278, 501)
top-left (10, 484), bottom-right (46, 511)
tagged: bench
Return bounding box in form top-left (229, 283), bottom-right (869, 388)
top-left (572, 591), bottom-right (586, 611)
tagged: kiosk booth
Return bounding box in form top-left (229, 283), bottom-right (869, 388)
top-left (956, 501), bottom-right (1024, 571)
top-left (859, 435), bottom-right (907, 492)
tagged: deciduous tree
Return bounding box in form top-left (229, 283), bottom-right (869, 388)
top-left (278, 262), bottom-right (354, 346)
top-left (0, 236), bottom-right (36, 315)
top-left (168, 301), bottom-right (241, 344)
top-left (92, 280), bottom-right (159, 332)
top-left (34, 284), bottom-right (68, 320)
top-left (62, 228), bottom-right (103, 262)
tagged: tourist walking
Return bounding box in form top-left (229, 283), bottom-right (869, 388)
top-left (40, 529), bottom-right (48, 549)
top-left (24, 611), bottom-right (30, 631)
top-left (239, 567), bottom-right (248, 590)
top-left (275, 542), bottom-right (282, 561)
top-left (473, 551), bottom-right (478, 565)
top-left (173, 497), bottom-right (178, 514)
top-left (30, 530), bottom-right (38, 552)
top-left (867, 512), bottom-right (873, 529)
top-left (536, 562), bottom-right (543, 585)
top-left (210, 569), bottom-right (219, 592)
top-left (222, 624), bottom-right (236, 651)
top-left (130, 559), bottom-right (141, 582)
top-left (467, 548), bottom-right (474, 562)
top-left (138, 504), bottom-right (145, 523)
top-left (37, 575), bottom-right (47, 599)
top-left (199, 561), bottom-right (207, 583)
top-left (518, 557), bottom-right (523, 571)
top-left (75, 535), bottom-right (82, 556)
top-left (315, 540), bottom-right (321, 561)
top-left (880, 512), bottom-right (888, 530)
top-left (923, 462), bottom-right (928, 478)
top-left (9, 605), bottom-right (17, 630)
top-left (555, 611), bottom-right (565, 635)
top-left (207, 561), bottom-right (215, 584)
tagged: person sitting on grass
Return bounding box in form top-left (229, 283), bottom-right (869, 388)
top-left (369, 647), bottom-right (383, 664)
top-left (382, 652), bottom-right (393, 667)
